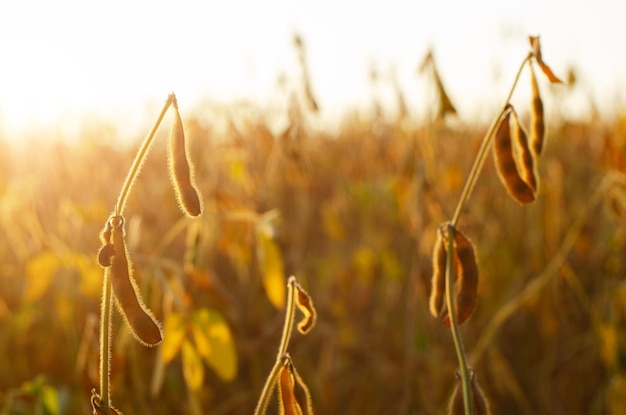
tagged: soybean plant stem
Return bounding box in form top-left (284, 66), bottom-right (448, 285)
top-left (254, 277), bottom-right (298, 415)
top-left (450, 53), bottom-right (532, 227)
top-left (115, 93), bottom-right (175, 216)
top-left (444, 224), bottom-right (473, 414)
top-left (446, 53), bottom-right (532, 415)
top-left (99, 269), bottom-right (113, 410)
top-left (99, 94), bottom-right (175, 412)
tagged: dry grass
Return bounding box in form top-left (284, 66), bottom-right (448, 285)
top-left (0, 53), bottom-right (624, 414)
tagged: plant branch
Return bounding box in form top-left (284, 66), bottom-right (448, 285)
top-left (254, 276), bottom-right (298, 415)
top-left (451, 53), bottom-right (532, 226)
top-left (444, 224), bottom-right (473, 414)
top-left (115, 93), bottom-right (175, 216)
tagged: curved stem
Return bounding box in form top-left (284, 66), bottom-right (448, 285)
top-left (254, 276), bottom-right (298, 415)
top-left (451, 53), bottom-right (532, 226)
top-left (445, 53), bottom-right (532, 415)
top-left (115, 93), bottom-right (175, 216)
top-left (444, 224), bottom-right (473, 414)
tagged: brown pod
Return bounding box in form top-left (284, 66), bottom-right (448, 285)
top-left (278, 361), bottom-right (298, 415)
top-left (169, 105), bottom-right (203, 217)
top-left (278, 356), bottom-right (314, 415)
top-left (493, 107), bottom-right (535, 204)
top-left (109, 218), bottom-right (163, 346)
top-left (510, 108), bottom-right (538, 193)
top-left (448, 370), bottom-right (491, 415)
top-left (292, 364), bottom-right (314, 415)
top-left (443, 228), bottom-right (479, 327)
top-left (529, 64), bottom-right (545, 156)
top-left (429, 227), bottom-right (448, 319)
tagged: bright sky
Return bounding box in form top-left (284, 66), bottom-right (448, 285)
top-left (0, 0), bottom-right (623, 140)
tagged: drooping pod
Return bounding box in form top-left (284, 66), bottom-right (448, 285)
top-left (168, 101), bottom-right (203, 217)
top-left (429, 227), bottom-right (449, 319)
top-left (493, 106), bottom-right (536, 204)
top-left (428, 224), bottom-right (480, 326)
top-left (529, 64), bottom-right (546, 156)
top-left (108, 216), bottom-right (163, 346)
top-left (443, 227), bottom-right (479, 327)
top-left (510, 107), bottom-right (538, 194)
top-left (277, 355), bottom-right (314, 415)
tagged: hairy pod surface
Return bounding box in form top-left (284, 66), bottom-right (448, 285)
top-left (443, 227), bottom-right (479, 327)
top-left (510, 108), bottom-right (538, 193)
top-left (493, 108), bottom-right (536, 204)
top-left (529, 64), bottom-right (546, 156)
top-left (278, 356), bottom-right (314, 415)
top-left (169, 105), bottom-right (203, 217)
top-left (109, 217), bottom-right (162, 346)
top-left (278, 362), bottom-right (299, 415)
top-left (429, 228), bottom-right (448, 319)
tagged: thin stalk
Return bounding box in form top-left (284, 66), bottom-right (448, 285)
top-left (97, 95), bottom-right (175, 413)
top-left (114, 93), bottom-right (175, 216)
top-left (446, 53), bottom-right (532, 415)
top-left (450, 53), bottom-right (532, 226)
top-left (254, 277), bottom-right (298, 415)
top-left (469, 172), bottom-right (621, 365)
top-left (444, 224), bottom-right (473, 415)
top-left (99, 268), bottom-right (113, 412)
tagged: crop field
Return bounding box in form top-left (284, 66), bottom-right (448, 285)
top-left (0, 39), bottom-right (625, 415)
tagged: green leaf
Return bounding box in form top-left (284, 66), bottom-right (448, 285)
top-left (41, 385), bottom-right (59, 415)
top-left (191, 308), bottom-right (238, 382)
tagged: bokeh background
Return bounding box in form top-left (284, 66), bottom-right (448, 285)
top-left (1, 1), bottom-right (626, 414)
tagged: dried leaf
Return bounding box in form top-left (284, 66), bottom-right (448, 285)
top-left (292, 280), bottom-right (317, 334)
top-left (528, 35), bottom-right (563, 83)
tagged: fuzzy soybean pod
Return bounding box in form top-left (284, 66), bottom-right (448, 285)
top-left (169, 105), bottom-right (203, 217)
top-left (493, 107), bottom-right (535, 204)
top-left (109, 218), bottom-right (162, 346)
top-left (443, 227), bottom-right (480, 327)
top-left (510, 108), bottom-right (538, 194)
top-left (429, 227), bottom-right (448, 319)
top-left (529, 64), bottom-right (545, 156)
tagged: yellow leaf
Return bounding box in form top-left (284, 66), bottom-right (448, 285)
top-left (258, 232), bottom-right (286, 308)
top-left (24, 252), bottom-right (61, 303)
top-left (67, 253), bottom-right (102, 298)
top-left (161, 312), bottom-right (188, 364)
top-left (191, 308), bottom-right (238, 382)
top-left (181, 339), bottom-right (204, 391)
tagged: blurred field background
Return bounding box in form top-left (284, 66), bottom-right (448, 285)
top-left (2, 2), bottom-right (626, 413)
top-left (1, 54), bottom-right (626, 415)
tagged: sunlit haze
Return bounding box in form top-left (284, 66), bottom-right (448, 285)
top-left (0, 0), bottom-right (623, 141)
